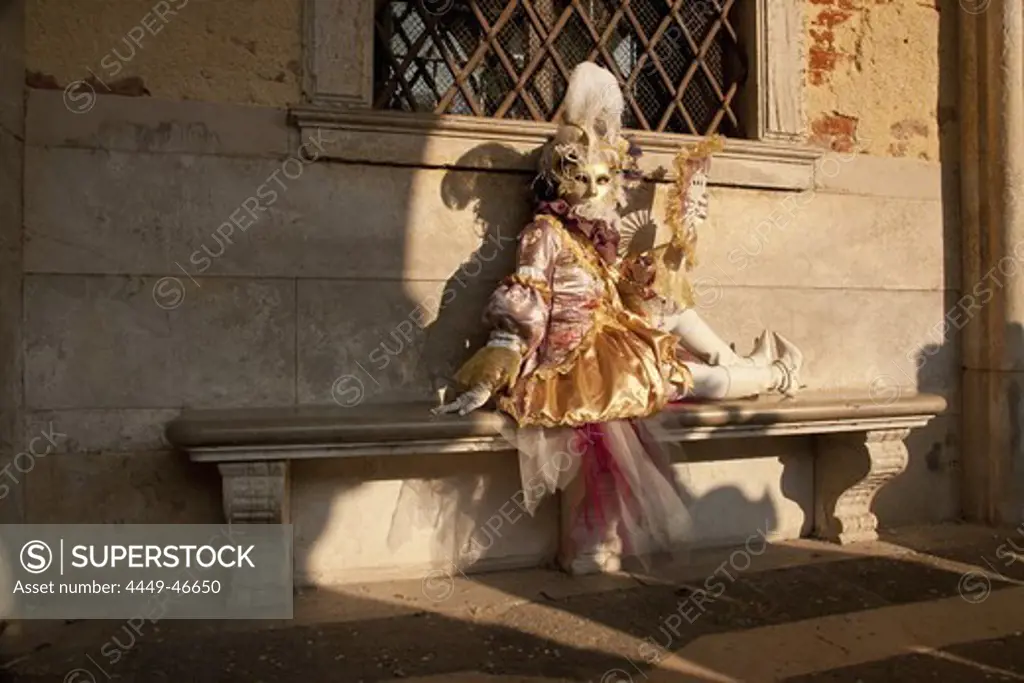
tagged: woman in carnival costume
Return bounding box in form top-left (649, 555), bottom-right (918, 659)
top-left (431, 62), bottom-right (804, 564)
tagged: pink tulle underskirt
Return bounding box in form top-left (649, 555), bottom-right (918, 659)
top-left (386, 417), bottom-right (693, 569)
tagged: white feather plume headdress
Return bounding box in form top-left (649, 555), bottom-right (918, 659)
top-left (560, 61), bottom-right (624, 143)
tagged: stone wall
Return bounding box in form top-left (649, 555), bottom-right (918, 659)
top-left (25, 0), bottom-right (301, 108)
top-left (17, 90), bottom-right (959, 578)
top-left (13, 0), bottom-right (961, 581)
top-left (1, 0), bottom-right (25, 525)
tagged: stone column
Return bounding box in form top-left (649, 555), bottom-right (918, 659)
top-left (961, 1), bottom-right (1024, 524)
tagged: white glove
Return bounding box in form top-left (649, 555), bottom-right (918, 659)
top-left (431, 383), bottom-right (493, 416)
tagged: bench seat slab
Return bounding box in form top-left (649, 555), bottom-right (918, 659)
top-left (169, 392), bottom-right (946, 576)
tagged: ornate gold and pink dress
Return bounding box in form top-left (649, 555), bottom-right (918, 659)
top-left (453, 199), bottom-right (696, 562)
top-left (457, 199), bottom-right (694, 427)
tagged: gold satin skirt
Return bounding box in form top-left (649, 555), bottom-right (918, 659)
top-left (498, 309), bottom-right (693, 428)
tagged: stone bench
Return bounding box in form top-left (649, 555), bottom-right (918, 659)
top-left (165, 391), bottom-right (946, 575)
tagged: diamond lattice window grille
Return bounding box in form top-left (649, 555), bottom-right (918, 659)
top-left (373, 0), bottom-right (746, 136)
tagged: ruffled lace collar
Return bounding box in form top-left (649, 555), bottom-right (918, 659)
top-left (536, 199), bottom-right (620, 265)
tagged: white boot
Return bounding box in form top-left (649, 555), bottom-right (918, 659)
top-left (683, 333), bottom-right (803, 400)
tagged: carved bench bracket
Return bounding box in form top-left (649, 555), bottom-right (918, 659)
top-left (218, 461), bottom-right (291, 524)
top-left (814, 428), bottom-right (911, 544)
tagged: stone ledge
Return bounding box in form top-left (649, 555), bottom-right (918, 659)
top-left (288, 107), bottom-right (823, 192)
top-left (166, 391), bottom-right (947, 459)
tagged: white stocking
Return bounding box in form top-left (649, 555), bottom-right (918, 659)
top-left (685, 363), bottom-right (782, 400)
top-left (663, 308), bottom-right (754, 367)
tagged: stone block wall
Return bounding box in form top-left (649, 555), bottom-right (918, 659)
top-left (2, 0), bottom-right (962, 581)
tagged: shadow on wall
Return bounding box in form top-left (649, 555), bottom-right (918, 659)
top-left (992, 322), bottom-right (1024, 523)
top-left (869, 0), bottom-right (962, 531)
top-left (288, 140), bottom-right (537, 591)
top-left (418, 143), bottom-right (535, 393)
top-left (871, 341), bottom-right (957, 531)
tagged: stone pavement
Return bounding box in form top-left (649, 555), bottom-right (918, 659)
top-left (3, 523), bottom-right (1024, 682)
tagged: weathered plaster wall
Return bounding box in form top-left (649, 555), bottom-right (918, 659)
top-left (25, 0), bottom-right (301, 107)
top-left (805, 0), bottom-right (945, 159)
top-left (24, 0), bottom-right (943, 159)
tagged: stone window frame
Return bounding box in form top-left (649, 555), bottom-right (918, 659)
top-left (290, 0), bottom-right (820, 190)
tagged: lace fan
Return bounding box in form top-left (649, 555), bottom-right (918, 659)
top-left (619, 135), bottom-right (725, 309)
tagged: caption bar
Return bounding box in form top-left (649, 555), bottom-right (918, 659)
top-left (0, 524), bottom-right (293, 619)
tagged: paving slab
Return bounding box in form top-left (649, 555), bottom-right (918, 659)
top-left (1, 524), bottom-right (1022, 683)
